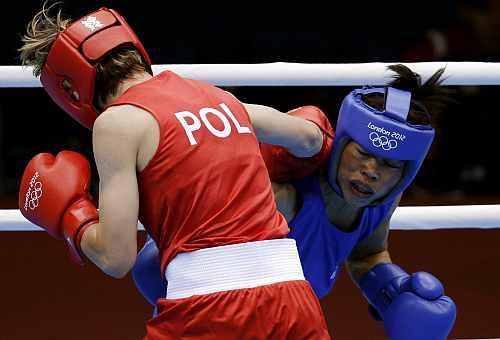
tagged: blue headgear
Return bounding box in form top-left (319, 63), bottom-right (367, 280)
top-left (327, 87), bottom-right (435, 204)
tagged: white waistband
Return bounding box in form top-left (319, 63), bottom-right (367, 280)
top-left (165, 239), bottom-right (305, 299)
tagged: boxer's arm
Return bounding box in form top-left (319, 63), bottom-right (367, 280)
top-left (271, 181), bottom-right (298, 222)
top-left (346, 195), bottom-right (401, 283)
top-left (243, 103), bottom-right (323, 157)
top-left (346, 224), bottom-right (392, 284)
top-left (80, 107), bottom-right (143, 278)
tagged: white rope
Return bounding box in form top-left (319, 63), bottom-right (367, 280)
top-left (2, 205), bottom-right (500, 231)
top-left (390, 204), bottom-right (500, 230)
top-left (3, 62), bottom-right (500, 87)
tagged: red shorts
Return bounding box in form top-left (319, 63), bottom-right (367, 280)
top-left (144, 280), bottom-right (330, 339)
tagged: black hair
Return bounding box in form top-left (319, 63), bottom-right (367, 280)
top-left (363, 64), bottom-right (454, 125)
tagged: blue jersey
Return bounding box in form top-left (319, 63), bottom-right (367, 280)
top-left (288, 175), bottom-right (394, 298)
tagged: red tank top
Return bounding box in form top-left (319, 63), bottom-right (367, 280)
top-left (110, 71), bottom-right (288, 271)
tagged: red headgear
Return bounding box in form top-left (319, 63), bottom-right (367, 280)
top-left (40, 7), bottom-right (152, 129)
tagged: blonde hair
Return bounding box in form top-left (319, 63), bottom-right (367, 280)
top-left (19, 1), bottom-right (152, 111)
top-left (19, 1), bottom-right (70, 77)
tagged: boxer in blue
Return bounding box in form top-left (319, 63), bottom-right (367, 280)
top-left (133, 64), bottom-right (457, 339)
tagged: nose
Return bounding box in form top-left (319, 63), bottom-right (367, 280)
top-left (361, 157), bottom-right (379, 181)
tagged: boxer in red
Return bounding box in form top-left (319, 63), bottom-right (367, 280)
top-left (18, 3), bottom-right (331, 339)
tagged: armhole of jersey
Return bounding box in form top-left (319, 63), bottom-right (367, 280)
top-left (224, 90), bottom-right (254, 131)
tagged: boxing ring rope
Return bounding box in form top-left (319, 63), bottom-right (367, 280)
top-left (1, 61), bottom-right (500, 232)
top-left (3, 62), bottom-right (500, 87)
top-left (1, 205), bottom-right (499, 231)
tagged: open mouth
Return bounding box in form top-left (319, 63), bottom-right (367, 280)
top-left (350, 180), bottom-right (374, 198)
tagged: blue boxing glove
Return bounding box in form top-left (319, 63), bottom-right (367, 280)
top-left (132, 236), bottom-right (167, 311)
top-left (359, 263), bottom-right (456, 340)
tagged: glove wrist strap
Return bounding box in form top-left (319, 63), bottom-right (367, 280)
top-left (359, 263), bottom-right (408, 315)
top-left (62, 199), bottom-right (99, 266)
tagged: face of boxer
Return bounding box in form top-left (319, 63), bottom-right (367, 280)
top-left (337, 141), bottom-right (404, 207)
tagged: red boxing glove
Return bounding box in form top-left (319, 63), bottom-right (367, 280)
top-left (19, 151), bottom-right (99, 265)
top-left (260, 106), bottom-right (334, 182)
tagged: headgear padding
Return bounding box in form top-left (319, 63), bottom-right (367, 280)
top-left (328, 87), bottom-right (435, 204)
top-left (40, 7), bottom-right (151, 129)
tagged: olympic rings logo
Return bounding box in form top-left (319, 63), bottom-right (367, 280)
top-left (369, 132), bottom-right (398, 151)
top-left (23, 171), bottom-right (43, 211)
top-left (28, 181), bottom-right (43, 210)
